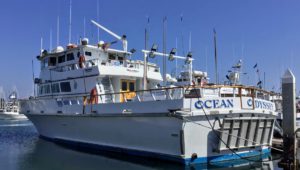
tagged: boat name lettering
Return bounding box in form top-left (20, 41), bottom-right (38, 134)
top-left (126, 69), bottom-right (139, 73)
top-left (195, 99), bottom-right (234, 109)
top-left (247, 99), bottom-right (273, 110)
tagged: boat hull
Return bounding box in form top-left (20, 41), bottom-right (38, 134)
top-left (25, 113), bottom-right (273, 165)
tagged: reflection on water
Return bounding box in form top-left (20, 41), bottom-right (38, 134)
top-left (0, 116), bottom-right (282, 170)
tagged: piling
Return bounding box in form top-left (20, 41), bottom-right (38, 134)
top-left (278, 69), bottom-right (298, 169)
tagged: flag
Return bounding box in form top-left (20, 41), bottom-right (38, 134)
top-left (253, 63), bottom-right (257, 68)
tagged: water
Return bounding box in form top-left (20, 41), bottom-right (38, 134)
top-left (0, 115), bottom-right (283, 170)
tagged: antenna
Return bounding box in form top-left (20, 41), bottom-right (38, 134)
top-left (189, 31), bottom-right (192, 51)
top-left (32, 59), bottom-right (35, 97)
top-left (57, 16), bottom-right (60, 46)
top-left (213, 28), bottom-right (219, 84)
top-left (163, 16), bottom-right (167, 86)
top-left (145, 16), bottom-right (150, 50)
top-left (91, 20), bottom-right (127, 51)
top-left (97, 0), bottom-right (100, 42)
top-left (40, 37), bottom-right (43, 55)
top-left (68, 0), bottom-right (72, 44)
top-left (50, 29), bottom-right (52, 50)
top-left (175, 37), bottom-right (178, 76)
top-left (180, 14), bottom-right (185, 56)
top-left (83, 16), bottom-right (86, 37)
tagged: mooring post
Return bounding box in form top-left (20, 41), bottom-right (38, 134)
top-left (279, 69), bottom-right (298, 169)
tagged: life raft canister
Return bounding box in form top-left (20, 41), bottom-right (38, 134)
top-left (79, 55), bottom-right (85, 68)
top-left (89, 87), bottom-right (98, 104)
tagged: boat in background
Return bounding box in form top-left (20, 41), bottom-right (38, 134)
top-left (20, 20), bottom-right (277, 165)
top-left (0, 91), bottom-right (26, 119)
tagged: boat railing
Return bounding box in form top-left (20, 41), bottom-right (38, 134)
top-left (28, 85), bottom-right (272, 111)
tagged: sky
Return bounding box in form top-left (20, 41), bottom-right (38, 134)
top-left (0, 0), bottom-right (300, 98)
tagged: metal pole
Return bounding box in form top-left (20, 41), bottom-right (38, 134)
top-left (213, 29), bottom-right (218, 84)
top-left (163, 17), bottom-right (167, 86)
top-left (279, 69), bottom-right (298, 169)
top-left (143, 53), bottom-right (148, 90)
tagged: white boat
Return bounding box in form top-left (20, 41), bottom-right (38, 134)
top-left (0, 91), bottom-right (26, 118)
top-left (20, 20), bottom-right (277, 165)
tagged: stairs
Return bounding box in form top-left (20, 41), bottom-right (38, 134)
top-left (101, 76), bottom-right (114, 103)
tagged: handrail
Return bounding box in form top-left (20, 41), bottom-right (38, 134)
top-left (29, 85), bottom-right (272, 104)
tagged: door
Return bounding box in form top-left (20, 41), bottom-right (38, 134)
top-left (120, 79), bottom-right (136, 102)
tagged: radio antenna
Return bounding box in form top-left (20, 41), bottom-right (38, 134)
top-left (97, 0), bottom-right (100, 42)
top-left (68, 0), bottom-right (72, 44)
top-left (49, 29), bottom-right (52, 50)
top-left (56, 16), bottom-right (60, 46)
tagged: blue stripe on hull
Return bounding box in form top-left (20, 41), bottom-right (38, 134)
top-left (40, 135), bottom-right (270, 166)
top-left (185, 148), bottom-right (270, 165)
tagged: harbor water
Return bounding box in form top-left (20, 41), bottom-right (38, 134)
top-left (0, 115), bottom-right (283, 170)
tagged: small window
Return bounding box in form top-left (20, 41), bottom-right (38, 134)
top-left (129, 82), bottom-right (135, 92)
top-left (71, 100), bottom-right (78, 105)
top-left (42, 85), bottom-right (51, 94)
top-left (51, 83), bottom-right (60, 93)
top-left (60, 82), bottom-right (71, 92)
top-left (85, 51), bottom-right (92, 56)
top-left (58, 55), bottom-right (65, 63)
top-left (108, 53), bottom-right (116, 60)
top-left (44, 58), bottom-right (49, 67)
top-left (49, 57), bottom-right (57, 66)
top-left (63, 100), bottom-right (70, 105)
top-left (121, 82), bottom-right (127, 91)
top-left (67, 53), bottom-right (74, 61)
top-left (56, 100), bottom-right (63, 107)
top-left (118, 57), bottom-right (123, 61)
top-left (39, 86), bottom-right (43, 94)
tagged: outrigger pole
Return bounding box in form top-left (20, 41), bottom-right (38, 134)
top-left (91, 20), bottom-right (128, 52)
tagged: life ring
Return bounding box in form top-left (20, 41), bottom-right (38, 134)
top-left (89, 87), bottom-right (98, 104)
top-left (78, 55), bottom-right (85, 68)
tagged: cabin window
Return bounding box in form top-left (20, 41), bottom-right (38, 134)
top-left (44, 58), bottom-right (49, 68)
top-left (42, 84), bottom-right (51, 94)
top-left (118, 57), bottom-right (123, 61)
top-left (51, 83), bottom-right (60, 93)
top-left (121, 82), bottom-right (127, 91)
top-left (58, 55), bottom-right (65, 63)
top-left (56, 100), bottom-right (63, 107)
top-left (129, 82), bottom-right (135, 92)
top-left (85, 51), bottom-right (92, 56)
top-left (49, 57), bottom-right (57, 66)
top-left (60, 82), bottom-right (71, 92)
top-left (39, 86), bottom-right (43, 94)
top-left (108, 53), bottom-right (116, 60)
top-left (67, 53), bottom-right (74, 61)
top-left (63, 100), bottom-right (70, 105)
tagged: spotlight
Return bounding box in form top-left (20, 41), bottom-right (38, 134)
top-left (185, 52), bottom-right (192, 64)
top-left (130, 48), bottom-right (136, 54)
top-left (168, 48), bottom-right (176, 61)
top-left (149, 44), bottom-right (158, 58)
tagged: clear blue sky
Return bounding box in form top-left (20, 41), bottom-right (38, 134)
top-left (1, 0), bottom-right (299, 97)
